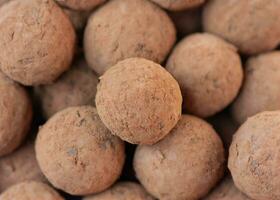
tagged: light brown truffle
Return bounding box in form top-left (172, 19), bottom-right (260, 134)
top-left (166, 33), bottom-right (243, 118)
top-left (203, 176), bottom-right (252, 200)
top-left (232, 51), bottom-right (280, 124)
top-left (35, 59), bottom-right (99, 119)
top-left (83, 182), bottom-right (154, 200)
top-left (0, 142), bottom-right (46, 192)
top-left (150, 0), bottom-right (205, 11)
top-left (63, 8), bottom-right (90, 31)
top-left (0, 72), bottom-right (32, 156)
top-left (84, 0), bottom-right (176, 75)
top-left (203, 0), bottom-right (280, 55)
top-left (0, 181), bottom-right (64, 200)
top-left (35, 106), bottom-right (125, 195)
top-left (56, 0), bottom-right (106, 11)
top-left (228, 111), bottom-right (280, 200)
top-left (96, 58), bottom-right (182, 145)
top-left (169, 8), bottom-right (201, 37)
top-left (134, 115), bottom-right (225, 200)
top-left (0, 0), bottom-right (76, 85)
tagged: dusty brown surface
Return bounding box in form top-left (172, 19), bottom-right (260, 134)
top-left (166, 33), bottom-right (243, 118)
top-left (134, 115), bottom-right (225, 200)
top-left (84, 0), bottom-right (176, 75)
top-left (203, 0), bottom-right (280, 55)
top-left (84, 182), bottom-right (154, 200)
top-left (0, 0), bottom-right (75, 85)
top-left (232, 51), bottom-right (280, 124)
top-left (229, 111), bottom-right (280, 200)
top-left (150, 0), bottom-right (205, 11)
top-left (96, 58), bottom-right (182, 145)
top-left (0, 181), bottom-right (64, 200)
top-left (203, 176), bottom-right (252, 200)
top-left (56, 0), bottom-right (106, 11)
top-left (35, 106), bottom-right (125, 195)
top-left (0, 142), bottom-right (46, 192)
top-left (35, 59), bottom-right (99, 119)
top-left (0, 72), bottom-right (32, 156)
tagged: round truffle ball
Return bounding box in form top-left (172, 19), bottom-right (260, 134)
top-left (166, 33), bottom-right (243, 118)
top-left (96, 58), bottom-right (182, 145)
top-left (232, 51), bottom-right (280, 124)
top-left (0, 181), bottom-right (64, 200)
top-left (35, 106), bottom-right (125, 195)
top-left (0, 72), bottom-right (32, 156)
top-left (203, 176), bottom-right (252, 200)
top-left (56, 0), bottom-right (106, 11)
top-left (63, 8), bottom-right (90, 31)
top-left (35, 59), bottom-right (99, 119)
top-left (0, 142), bottom-right (46, 192)
top-left (228, 111), bottom-right (280, 200)
top-left (150, 0), bottom-right (205, 11)
top-left (0, 0), bottom-right (76, 85)
top-left (134, 115), bottom-right (225, 200)
top-left (84, 0), bottom-right (176, 75)
top-left (83, 182), bottom-right (154, 200)
top-left (203, 0), bottom-right (280, 55)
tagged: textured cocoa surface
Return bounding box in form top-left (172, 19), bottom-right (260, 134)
top-left (35, 106), bottom-right (125, 195)
top-left (0, 72), bottom-right (32, 156)
top-left (0, 0), bottom-right (75, 85)
top-left (166, 33), bottom-right (243, 118)
top-left (229, 111), bottom-right (280, 200)
top-left (96, 58), bottom-right (182, 145)
top-left (203, 0), bottom-right (280, 55)
top-left (134, 115), bottom-right (225, 200)
top-left (232, 51), bottom-right (280, 124)
top-left (84, 0), bottom-right (176, 75)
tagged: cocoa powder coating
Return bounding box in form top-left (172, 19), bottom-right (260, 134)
top-left (95, 58), bottom-right (182, 145)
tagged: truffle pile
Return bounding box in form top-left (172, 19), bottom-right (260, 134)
top-left (0, 0), bottom-right (280, 200)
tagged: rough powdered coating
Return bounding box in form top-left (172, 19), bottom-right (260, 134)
top-left (0, 0), bottom-right (76, 85)
top-left (35, 59), bottom-right (99, 118)
top-left (84, 0), bottom-right (176, 75)
top-left (0, 72), bottom-right (32, 156)
top-left (232, 51), bottom-right (280, 124)
top-left (203, 176), bottom-right (252, 200)
top-left (0, 142), bottom-right (46, 192)
top-left (95, 58), bottom-right (182, 145)
top-left (35, 106), bottom-right (125, 195)
top-left (0, 181), bottom-right (64, 200)
top-left (228, 111), bottom-right (280, 200)
top-left (63, 8), bottom-right (90, 31)
top-left (203, 0), bottom-right (280, 55)
top-left (134, 115), bottom-right (225, 200)
top-left (166, 33), bottom-right (243, 118)
top-left (83, 182), bottom-right (155, 200)
top-left (150, 0), bottom-right (205, 11)
top-left (56, 0), bottom-right (106, 11)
